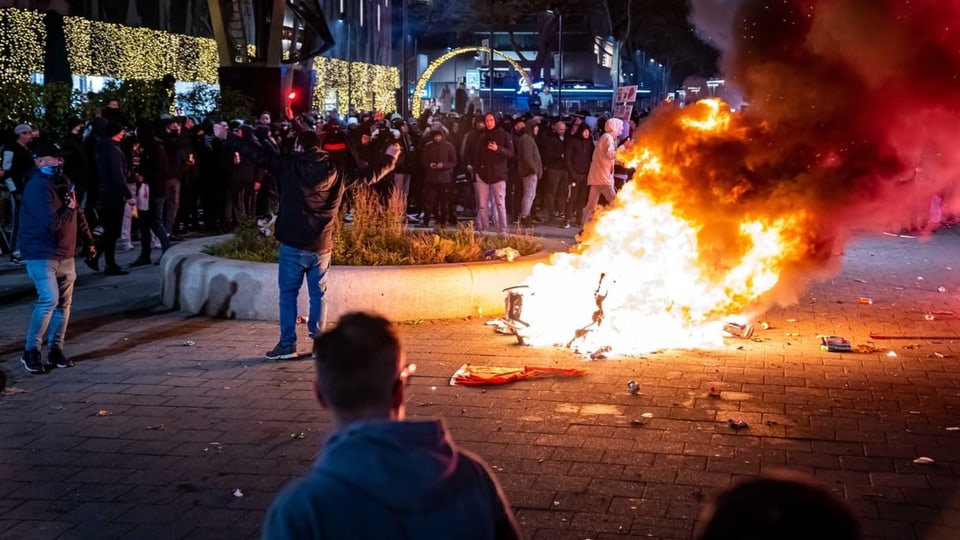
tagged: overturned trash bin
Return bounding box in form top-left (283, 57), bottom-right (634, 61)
top-left (723, 321), bottom-right (754, 339)
top-left (501, 285), bottom-right (530, 344)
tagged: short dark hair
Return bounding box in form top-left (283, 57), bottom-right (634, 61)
top-left (313, 313), bottom-right (401, 413)
top-left (695, 471), bottom-right (861, 540)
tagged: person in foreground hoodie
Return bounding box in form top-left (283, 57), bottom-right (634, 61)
top-left (261, 312), bottom-right (521, 540)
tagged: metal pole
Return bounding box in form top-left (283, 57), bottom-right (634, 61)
top-left (401, 0), bottom-right (408, 118)
top-left (557, 13), bottom-right (562, 116)
top-left (489, 22), bottom-right (494, 113)
top-left (347, 20), bottom-right (352, 113)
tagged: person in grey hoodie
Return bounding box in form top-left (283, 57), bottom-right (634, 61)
top-left (582, 117), bottom-right (624, 227)
top-left (261, 312), bottom-right (521, 540)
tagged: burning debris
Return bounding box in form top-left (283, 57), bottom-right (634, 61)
top-left (820, 336), bottom-right (853, 353)
top-left (722, 321), bottom-right (754, 339)
top-left (497, 273), bottom-right (760, 357)
top-left (565, 274), bottom-right (610, 353)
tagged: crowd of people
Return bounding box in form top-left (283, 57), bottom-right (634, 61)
top-left (357, 104), bottom-right (641, 234)
top-left (1, 100), bottom-right (647, 273)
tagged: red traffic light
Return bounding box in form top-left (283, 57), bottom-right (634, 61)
top-left (287, 90), bottom-right (298, 101)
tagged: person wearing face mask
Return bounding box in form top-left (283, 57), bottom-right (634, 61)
top-left (565, 123), bottom-right (594, 227)
top-left (17, 141), bottom-right (95, 374)
top-left (159, 118), bottom-right (186, 238)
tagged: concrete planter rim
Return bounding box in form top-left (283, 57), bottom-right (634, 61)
top-left (161, 233), bottom-right (570, 322)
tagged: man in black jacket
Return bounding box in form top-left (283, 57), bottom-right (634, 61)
top-left (238, 125), bottom-right (400, 360)
top-left (419, 127), bottom-right (457, 227)
top-left (88, 122), bottom-right (131, 275)
top-left (473, 113), bottom-right (514, 233)
top-left (539, 119), bottom-right (569, 224)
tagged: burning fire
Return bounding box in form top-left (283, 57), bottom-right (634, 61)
top-left (517, 99), bottom-right (816, 354)
top-left (510, 0), bottom-right (960, 355)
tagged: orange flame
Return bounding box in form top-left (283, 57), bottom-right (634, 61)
top-left (519, 99), bottom-right (814, 354)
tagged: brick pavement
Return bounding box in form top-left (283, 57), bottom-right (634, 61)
top-left (1, 230), bottom-right (959, 539)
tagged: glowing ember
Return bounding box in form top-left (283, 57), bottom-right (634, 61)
top-left (519, 99), bottom-right (814, 354)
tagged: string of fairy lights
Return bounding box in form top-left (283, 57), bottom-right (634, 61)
top-left (312, 56), bottom-right (399, 115)
top-left (0, 7), bottom-right (398, 114)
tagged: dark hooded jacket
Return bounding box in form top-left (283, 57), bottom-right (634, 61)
top-left (420, 132), bottom-right (457, 184)
top-left (95, 138), bottom-right (130, 202)
top-left (261, 419), bottom-right (520, 540)
top-left (565, 125), bottom-right (595, 180)
top-left (474, 125), bottom-right (515, 184)
top-left (237, 133), bottom-right (397, 252)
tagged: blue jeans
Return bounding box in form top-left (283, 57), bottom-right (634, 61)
top-left (278, 243), bottom-right (331, 347)
top-left (25, 258), bottom-right (76, 352)
top-left (474, 178), bottom-right (508, 232)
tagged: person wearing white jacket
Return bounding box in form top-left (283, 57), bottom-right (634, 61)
top-left (582, 117), bottom-right (624, 227)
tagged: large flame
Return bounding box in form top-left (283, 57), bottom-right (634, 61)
top-left (519, 99), bottom-right (815, 354)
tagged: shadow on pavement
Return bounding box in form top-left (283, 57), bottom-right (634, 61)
top-left (0, 298), bottom-right (165, 359)
top-left (70, 315), bottom-right (221, 362)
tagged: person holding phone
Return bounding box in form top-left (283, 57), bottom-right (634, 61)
top-left (419, 127), bottom-right (458, 227)
top-left (17, 141), bottom-right (95, 374)
top-left (473, 113), bottom-right (514, 233)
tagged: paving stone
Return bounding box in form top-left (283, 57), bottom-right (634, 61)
top-left (0, 520), bottom-right (74, 539)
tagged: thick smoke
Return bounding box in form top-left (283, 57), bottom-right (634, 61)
top-left (688, 0), bottom-right (743, 53)
top-left (681, 0), bottom-right (960, 240)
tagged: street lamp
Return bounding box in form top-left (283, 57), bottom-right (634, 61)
top-left (401, 0), bottom-right (409, 118)
top-left (337, 17), bottom-right (352, 112)
top-left (489, 0), bottom-right (495, 113)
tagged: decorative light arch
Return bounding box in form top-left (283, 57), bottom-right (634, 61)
top-left (411, 46), bottom-right (533, 118)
